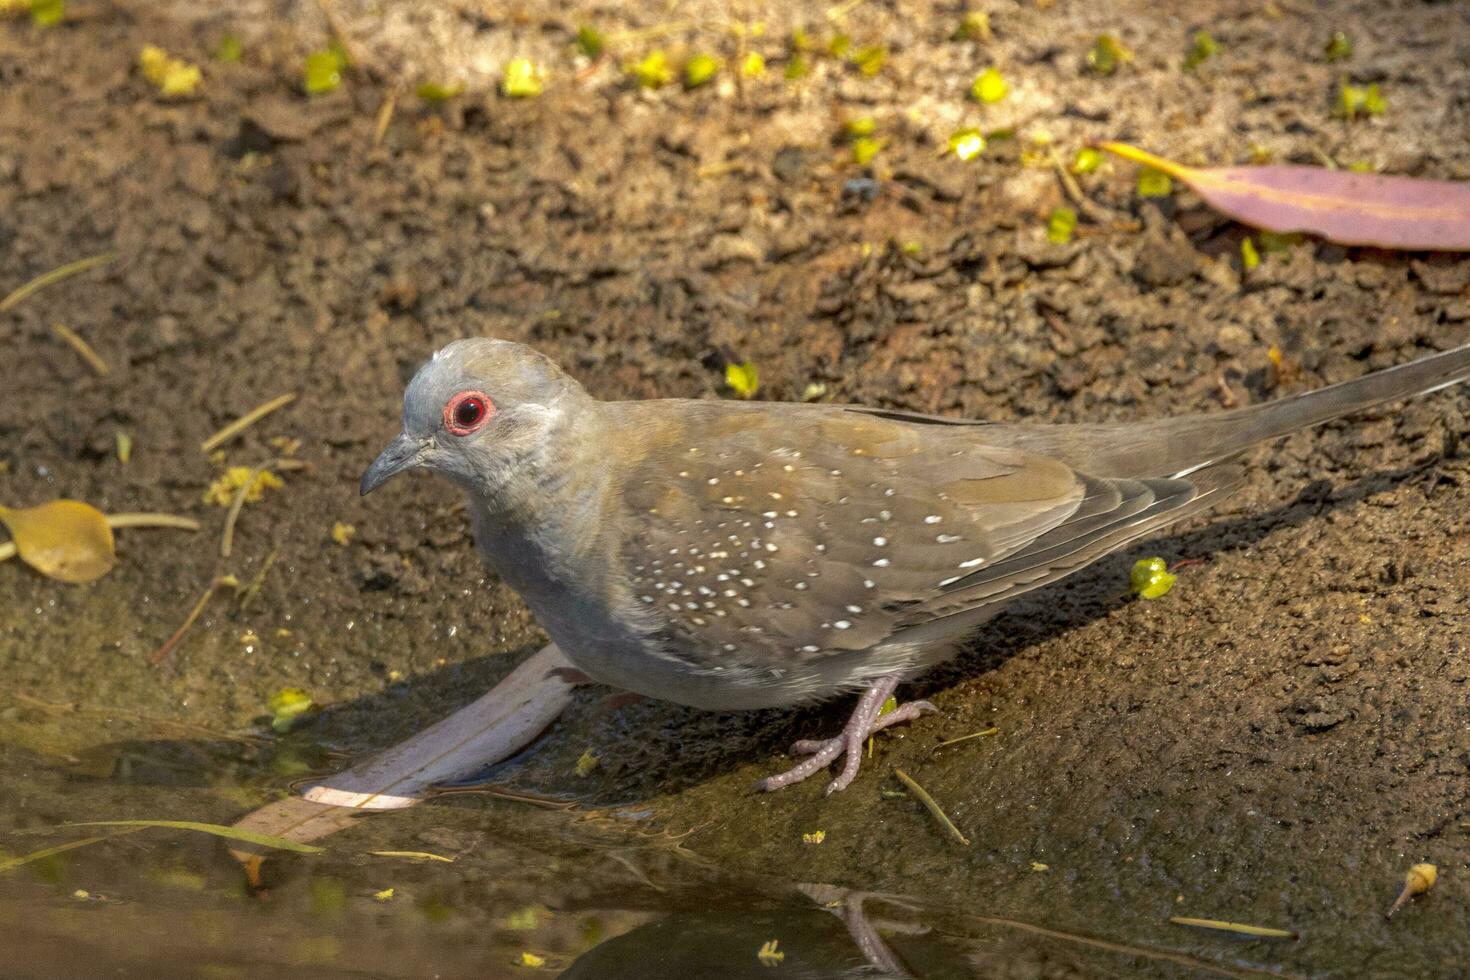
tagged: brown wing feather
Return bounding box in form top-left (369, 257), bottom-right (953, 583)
top-left (615, 404), bottom-right (1087, 665)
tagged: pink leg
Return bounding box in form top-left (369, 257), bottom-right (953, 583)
top-left (757, 674), bottom-right (936, 795)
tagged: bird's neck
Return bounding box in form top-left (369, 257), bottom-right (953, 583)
top-left (465, 404), bottom-right (617, 599)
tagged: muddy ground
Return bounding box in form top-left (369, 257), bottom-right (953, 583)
top-left (2, 0), bottom-right (1469, 977)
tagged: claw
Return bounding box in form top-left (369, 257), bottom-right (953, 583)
top-left (757, 675), bottom-right (937, 794)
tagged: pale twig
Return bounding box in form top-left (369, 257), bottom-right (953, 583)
top-left (1, 252), bottom-right (116, 313)
top-left (199, 393), bottom-right (297, 453)
top-left (50, 323), bottom-right (109, 375)
top-left (1169, 917), bottom-right (1298, 940)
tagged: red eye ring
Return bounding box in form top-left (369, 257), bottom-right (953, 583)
top-left (443, 390), bottom-right (494, 436)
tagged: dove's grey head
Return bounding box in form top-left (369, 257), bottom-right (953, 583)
top-left (361, 338), bottom-right (591, 500)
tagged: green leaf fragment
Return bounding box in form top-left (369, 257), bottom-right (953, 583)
top-left (574, 748), bottom-right (600, 778)
top-left (1240, 237), bottom-right (1260, 270)
top-left (214, 33), bottom-right (243, 63)
top-left (1136, 166), bottom-right (1173, 198)
top-left (683, 53), bottom-right (720, 89)
top-left (844, 115), bottom-right (876, 138)
top-left (268, 687), bottom-right (314, 733)
top-left (1323, 31), bottom-right (1353, 63)
top-left (1046, 206), bottom-right (1077, 245)
top-left (417, 80), bottom-right (464, 102)
top-left (501, 58), bottom-right (542, 98)
top-left (948, 128), bottom-right (986, 161)
top-left (1337, 81), bottom-right (1385, 119)
top-left (826, 33), bottom-right (851, 59)
top-left (630, 50), bottom-right (673, 89)
top-left (951, 11), bottom-right (991, 42)
top-left (1071, 146), bottom-right (1102, 174)
top-left (29, 0), bottom-right (64, 27)
top-left (1087, 34), bottom-right (1133, 75)
top-left (1129, 557), bottom-right (1177, 600)
top-left (725, 361), bottom-right (759, 399)
top-left (1184, 31), bottom-right (1218, 71)
top-left (1258, 230), bottom-right (1303, 253)
top-left (851, 45), bottom-right (886, 77)
top-left (851, 136), bottom-right (882, 166)
top-left (303, 48), bottom-right (345, 95)
top-left (741, 52), bottom-right (766, 78)
top-left (784, 54), bottom-right (810, 80)
top-left (576, 25), bottom-right (605, 60)
top-left (970, 67), bottom-right (1008, 103)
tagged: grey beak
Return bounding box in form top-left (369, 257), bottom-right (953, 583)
top-left (361, 433), bottom-right (429, 495)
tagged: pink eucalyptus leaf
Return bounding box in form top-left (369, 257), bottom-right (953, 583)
top-left (1098, 142), bottom-right (1470, 251)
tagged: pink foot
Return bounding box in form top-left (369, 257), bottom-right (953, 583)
top-left (757, 675), bottom-right (936, 795)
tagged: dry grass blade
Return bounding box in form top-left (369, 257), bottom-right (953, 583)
top-left (369, 850), bottom-right (455, 863)
top-left (0, 252), bottom-right (116, 313)
top-left (932, 727), bottom-right (999, 751)
top-left (893, 768), bottom-right (970, 846)
top-left (199, 393), bottom-right (297, 453)
top-left (150, 575), bottom-right (238, 666)
top-left (50, 323), bottom-right (109, 375)
top-left (1169, 916), bottom-right (1299, 940)
top-left (373, 93), bottom-right (396, 147)
top-left (0, 827), bottom-right (147, 874)
top-left (221, 463), bottom-right (271, 558)
top-left (63, 820), bottom-right (323, 853)
top-left (237, 544), bottom-right (280, 611)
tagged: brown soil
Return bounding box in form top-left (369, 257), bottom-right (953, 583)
top-left (2, 1), bottom-right (1468, 977)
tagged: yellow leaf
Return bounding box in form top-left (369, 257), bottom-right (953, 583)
top-left (725, 361), bottom-right (760, 399)
top-left (0, 499), bottom-right (115, 583)
top-left (519, 951), bottom-right (546, 968)
top-left (501, 58), bottom-right (543, 98)
top-left (373, 888), bottom-right (395, 902)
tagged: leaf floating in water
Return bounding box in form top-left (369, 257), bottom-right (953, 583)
top-left (0, 500), bottom-right (116, 583)
top-left (269, 688), bottom-right (316, 733)
top-left (1097, 142), bottom-right (1470, 251)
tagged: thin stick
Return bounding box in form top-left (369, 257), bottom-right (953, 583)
top-left (1169, 917), bottom-right (1298, 940)
top-left (200, 393), bottom-right (297, 453)
top-left (373, 93), bottom-right (396, 147)
top-left (0, 512), bottom-right (198, 563)
top-left (932, 727), bottom-right (999, 751)
top-left (50, 323), bottom-right (109, 375)
top-left (893, 768), bottom-right (969, 846)
top-left (1049, 146), bottom-right (1113, 223)
top-left (150, 575), bottom-right (238, 666)
top-left (0, 252), bottom-right (116, 313)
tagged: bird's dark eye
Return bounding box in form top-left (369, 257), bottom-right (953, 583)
top-left (443, 390), bottom-right (494, 436)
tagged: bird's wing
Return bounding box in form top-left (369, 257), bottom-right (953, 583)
top-left (615, 405), bottom-right (1188, 667)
